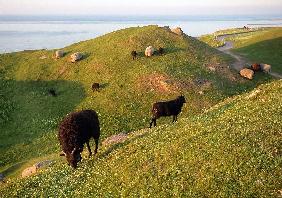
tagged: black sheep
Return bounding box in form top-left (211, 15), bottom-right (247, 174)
top-left (149, 95), bottom-right (186, 128)
top-left (92, 83), bottom-right (100, 92)
top-left (131, 50), bottom-right (137, 60)
top-left (48, 88), bottom-right (57, 97)
top-left (58, 110), bottom-right (100, 168)
top-left (158, 47), bottom-right (164, 55)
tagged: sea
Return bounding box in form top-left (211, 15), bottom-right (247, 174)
top-left (0, 15), bottom-right (281, 53)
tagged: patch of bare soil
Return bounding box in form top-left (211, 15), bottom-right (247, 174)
top-left (137, 72), bottom-right (184, 93)
top-left (137, 72), bottom-right (219, 94)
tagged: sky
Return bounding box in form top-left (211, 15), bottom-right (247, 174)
top-left (0, 0), bottom-right (281, 15)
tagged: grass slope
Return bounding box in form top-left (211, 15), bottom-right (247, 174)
top-left (199, 28), bottom-right (257, 48)
top-left (230, 28), bottom-right (282, 74)
top-left (0, 25), bottom-right (272, 177)
top-left (1, 80), bottom-right (281, 197)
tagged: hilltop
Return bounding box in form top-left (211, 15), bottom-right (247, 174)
top-left (0, 25), bottom-right (273, 182)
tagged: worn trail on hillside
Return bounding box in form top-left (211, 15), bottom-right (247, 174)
top-left (216, 34), bottom-right (282, 79)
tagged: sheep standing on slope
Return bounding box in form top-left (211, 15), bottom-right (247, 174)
top-left (70, 52), bottom-right (83, 63)
top-left (145, 46), bottom-right (155, 57)
top-left (150, 95), bottom-right (186, 128)
top-left (55, 50), bottom-right (65, 59)
top-left (260, 63), bottom-right (271, 73)
top-left (131, 50), bottom-right (137, 60)
top-left (158, 47), bottom-right (164, 55)
top-left (58, 110), bottom-right (100, 168)
top-left (251, 63), bottom-right (261, 72)
top-left (92, 83), bottom-right (100, 92)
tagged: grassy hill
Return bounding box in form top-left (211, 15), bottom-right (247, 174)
top-left (229, 28), bottom-right (282, 74)
top-left (200, 27), bottom-right (282, 75)
top-left (0, 25), bottom-right (274, 186)
top-left (199, 27), bottom-right (257, 48)
top-left (0, 78), bottom-right (281, 197)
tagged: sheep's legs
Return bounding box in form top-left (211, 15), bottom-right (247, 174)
top-left (149, 118), bottom-right (157, 128)
top-left (94, 138), bottom-right (99, 155)
top-left (86, 141), bottom-right (92, 157)
top-left (172, 116), bottom-right (178, 123)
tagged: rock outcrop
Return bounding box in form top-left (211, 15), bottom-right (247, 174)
top-left (22, 160), bottom-right (53, 178)
top-left (240, 68), bottom-right (254, 80)
top-left (171, 27), bottom-right (184, 36)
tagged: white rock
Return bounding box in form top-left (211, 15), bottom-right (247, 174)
top-left (22, 160), bottom-right (54, 178)
top-left (171, 27), bottom-right (184, 36)
top-left (240, 68), bottom-right (254, 80)
top-left (22, 166), bottom-right (37, 178)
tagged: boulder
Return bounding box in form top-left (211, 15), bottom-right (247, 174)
top-left (22, 166), bottom-right (37, 178)
top-left (260, 63), bottom-right (271, 73)
top-left (55, 50), bottom-right (65, 59)
top-left (70, 52), bottom-right (83, 63)
top-left (240, 68), bottom-right (254, 80)
top-left (22, 160), bottom-right (54, 178)
top-left (145, 46), bottom-right (155, 57)
top-left (171, 27), bottom-right (184, 36)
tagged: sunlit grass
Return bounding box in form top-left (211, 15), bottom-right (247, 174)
top-left (1, 80), bottom-right (281, 197)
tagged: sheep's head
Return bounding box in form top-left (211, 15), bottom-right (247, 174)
top-left (61, 148), bottom-right (82, 168)
top-left (178, 95), bottom-right (186, 104)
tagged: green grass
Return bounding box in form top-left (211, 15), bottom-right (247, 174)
top-left (199, 34), bottom-right (224, 48)
top-left (230, 28), bottom-right (282, 74)
top-left (0, 25), bottom-right (274, 183)
top-left (1, 79), bottom-right (281, 197)
top-left (199, 28), bottom-right (257, 48)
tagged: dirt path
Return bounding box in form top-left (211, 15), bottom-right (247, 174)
top-left (216, 34), bottom-right (282, 79)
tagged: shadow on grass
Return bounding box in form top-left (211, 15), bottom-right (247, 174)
top-left (0, 78), bottom-right (86, 157)
top-left (1, 161), bottom-right (26, 179)
top-left (234, 37), bottom-right (282, 75)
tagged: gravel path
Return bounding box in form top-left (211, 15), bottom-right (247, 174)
top-left (216, 34), bottom-right (282, 79)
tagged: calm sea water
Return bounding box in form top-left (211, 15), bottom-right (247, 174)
top-left (0, 15), bottom-right (281, 53)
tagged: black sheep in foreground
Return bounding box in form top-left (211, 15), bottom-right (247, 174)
top-left (131, 50), bottom-right (137, 60)
top-left (58, 110), bottom-right (100, 168)
top-left (149, 96), bottom-right (186, 128)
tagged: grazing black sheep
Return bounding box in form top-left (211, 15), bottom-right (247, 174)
top-left (92, 83), bottom-right (100, 92)
top-left (158, 47), bottom-right (164, 55)
top-left (149, 95), bottom-right (186, 128)
top-left (58, 110), bottom-right (100, 168)
top-left (131, 50), bottom-right (137, 60)
top-left (48, 88), bottom-right (57, 97)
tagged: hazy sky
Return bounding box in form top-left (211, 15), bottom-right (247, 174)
top-left (0, 0), bottom-right (281, 15)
